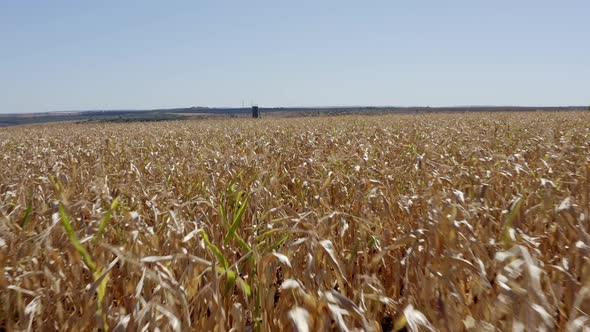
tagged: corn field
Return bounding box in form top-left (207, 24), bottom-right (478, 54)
top-left (0, 112), bottom-right (589, 331)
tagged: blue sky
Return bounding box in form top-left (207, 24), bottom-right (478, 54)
top-left (1, 0), bottom-right (589, 113)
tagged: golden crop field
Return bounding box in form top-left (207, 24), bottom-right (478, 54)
top-left (0, 112), bottom-right (589, 331)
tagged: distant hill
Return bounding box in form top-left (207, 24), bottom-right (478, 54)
top-left (0, 106), bottom-right (585, 127)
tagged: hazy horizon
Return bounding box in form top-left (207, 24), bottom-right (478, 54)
top-left (1, 104), bottom-right (588, 116)
top-left (1, 0), bottom-right (589, 114)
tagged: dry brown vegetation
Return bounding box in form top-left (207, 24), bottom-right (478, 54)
top-left (0, 112), bottom-right (589, 331)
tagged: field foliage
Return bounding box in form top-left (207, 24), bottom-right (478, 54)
top-left (0, 112), bottom-right (589, 331)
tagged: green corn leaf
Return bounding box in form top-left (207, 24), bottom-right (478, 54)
top-left (224, 195), bottom-right (248, 245)
top-left (202, 230), bottom-right (228, 269)
top-left (233, 191), bottom-right (244, 213)
top-left (224, 267), bottom-right (237, 295)
top-left (236, 276), bottom-right (252, 297)
top-left (214, 266), bottom-right (251, 298)
top-left (268, 233), bottom-right (289, 252)
top-left (255, 228), bottom-right (282, 242)
top-left (58, 204), bottom-right (97, 273)
top-left (96, 196), bottom-right (119, 241)
top-left (21, 200), bottom-right (33, 227)
top-left (95, 269), bottom-right (110, 303)
top-left (234, 233), bottom-right (252, 253)
top-left (219, 192), bottom-right (227, 225)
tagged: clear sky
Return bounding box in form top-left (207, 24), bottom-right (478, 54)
top-left (1, 0), bottom-right (589, 113)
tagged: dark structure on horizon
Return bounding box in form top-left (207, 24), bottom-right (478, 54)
top-left (252, 106), bottom-right (260, 118)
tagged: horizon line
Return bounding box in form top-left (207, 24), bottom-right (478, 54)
top-left (2, 104), bottom-right (587, 116)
